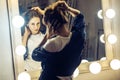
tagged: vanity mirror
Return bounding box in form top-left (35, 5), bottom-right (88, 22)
top-left (7, 0), bottom-right (115, 80)
top-left (19, 0), bottom-right (105, 62)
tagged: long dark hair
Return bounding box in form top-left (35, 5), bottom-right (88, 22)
top-left (21, 9), bottom-right (43, 36)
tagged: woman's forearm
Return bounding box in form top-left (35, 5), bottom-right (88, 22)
top-left (22, 35), bottom-right (29, 46)
top-left (67, 7), bottom-right (80, 17)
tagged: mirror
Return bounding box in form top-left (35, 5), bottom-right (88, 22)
top-left (7, 0), bottom-right (114, 80)
top-left (18, 0), bottom-right (106, 73)
top-left (76, 0), bottom-right (105, 61)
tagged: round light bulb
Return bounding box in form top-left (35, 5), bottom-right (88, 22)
top-left (100, 34), bottom-right (105, 43)
top-left (89, 62), bottom-right (101, 74)
top-left (12, 15), bottom-right (24, 28)
top-left (73, 68), bottom-right (79, 78)
top-left (110, 59), bottom-right (120, 70)
top-left (108, 34), bottom-right (117, 44)
top-left (15, 45), bottom-right (26, 55)
top-left (100, 57), bottom-right (107, 61)
top-left (18, 72), bottom-right (31, 80)
top-left (106, 9), bottom-right (116, 19)
top-left (97, 10), bottom-right (103, 19)
top-left (81, 59), bottom-right (88, 63)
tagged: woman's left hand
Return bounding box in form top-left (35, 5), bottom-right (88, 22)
top-left (31, 7), bottom-right (44, 15)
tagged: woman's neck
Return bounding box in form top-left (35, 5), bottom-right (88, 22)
top-left (57, 24), bottom-right (70, 37)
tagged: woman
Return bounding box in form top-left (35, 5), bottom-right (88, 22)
top-left (21, 9), bottom-right (45, 71)
top-left (32, 1), bottom-right (86, 80)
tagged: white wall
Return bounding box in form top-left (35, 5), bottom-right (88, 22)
top-left (0, 0), bottom-right (14, 80)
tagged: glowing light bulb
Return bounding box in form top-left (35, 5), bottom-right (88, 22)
top-left (73, 68), bottom-right (79, 78)
top-left (15, 45), bottom-right (26, 55)
top-left (110, 59), bottom-right (120, 70)
top-left (108, 34), bottom-right (117, 44)
top-left (89, 62), bottom-right (101, 74)
top-left (12, 15), bottom-right (24, 28)
top-left (18, 72), bottom-right (31, 80)
top-left (106, 9), bottom-right (116, 19)
top-left (97, 10), bottom-right (103, 19)
top-left (100, 34), bottom-right (105, 43)
top-left (81, 59), bottom-right (88, 63)
top-left (100, 57), bottom-right (107, 61)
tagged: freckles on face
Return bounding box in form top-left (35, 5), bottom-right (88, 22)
top-left (28, 17), bottom-right (41, 34)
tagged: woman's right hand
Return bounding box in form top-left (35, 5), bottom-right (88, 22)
top-left (22, 26), bottom-right (31, 46)
top-left (24, 26), bottom-right (31, 37)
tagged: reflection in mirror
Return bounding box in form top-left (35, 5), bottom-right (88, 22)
top-left (18, 0), bottom-right (57, 72)
top-left (18, 0), bottom-right (105, 72)
top-left (77, 0), bottom-right (106, 61)
top-left (21, 9), bottom-right (45, 71)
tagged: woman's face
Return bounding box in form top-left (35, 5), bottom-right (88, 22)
top-left (28, 17), bottom-right (41, 35)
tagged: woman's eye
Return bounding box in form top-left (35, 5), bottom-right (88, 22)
top-left (31, 23), bottom-right (35, 25)
top-left (37, 22), bottom-right (40, 25)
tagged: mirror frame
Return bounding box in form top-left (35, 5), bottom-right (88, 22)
top-left (7, 0), bottom-right (114, 79)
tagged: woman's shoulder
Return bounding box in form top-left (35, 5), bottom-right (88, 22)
top-left (42, 37), bottom-right (59, 52)
top-left (43, 35), bottom-right (71, 53)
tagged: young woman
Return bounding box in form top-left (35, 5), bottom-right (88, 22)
top-left (21, 9), bottom-right (45, 71)
top-left (32, 1), bottom-right (86, 80)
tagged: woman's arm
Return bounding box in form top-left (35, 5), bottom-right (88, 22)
top-left (22, 27), bottom-right (31, 60)
top-left (32, 47), bottom-right (48, 61)
top-left (67, 7), bottom-right (80, 17)
top-left (22, 27), bottom-right (31, 46)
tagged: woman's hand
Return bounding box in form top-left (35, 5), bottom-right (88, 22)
top-left (22, 27), bottom-right (31, 46)
top-left (24, 26), bottom-right (31, 37)
top-left (31, 7), bottom-right (44, 15)
top-left (53, 1), bottom-right (70, 10)
top-left (54, 1), bottom-right (80, 17)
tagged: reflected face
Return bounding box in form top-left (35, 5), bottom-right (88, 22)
top-left (28, 17), bottom-right (40, 34)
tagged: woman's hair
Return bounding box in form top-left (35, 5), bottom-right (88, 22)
top-left (43, 5), bottom-right (68, 32)
top-left (21, 9), bottom-right (43, 36)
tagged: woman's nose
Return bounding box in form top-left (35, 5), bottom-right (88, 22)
top-left (34, 24), bottom-right (39, 29)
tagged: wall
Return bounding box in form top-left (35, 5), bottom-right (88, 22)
top-left (0, 0), bottom-right (14, 80)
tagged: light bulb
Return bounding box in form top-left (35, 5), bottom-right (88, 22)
top-left (89, 62), bottom-right (101, 74)
top-left (106, 9), bottom-right (116, 19)
top-left (100, 34), bottom-right (105, 43)
top-left (100, 57), bottom-right (106, 61)
top-left (110, 59), bottom-right (120, 70)
top-left (15, 45), bottom-right (26, 55)
top-left (108, 34), bottom-right (117, 44)
top-left (81, 59), bottom-right (88, 63)
top-left (12, 15), bottom-right (24, 28)
top-left (18, 72), bottom-right (31, 80)
top-left (97, 10), bottom-right (103, 19)
top-left (73, 68), bottom-right (79, 78)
